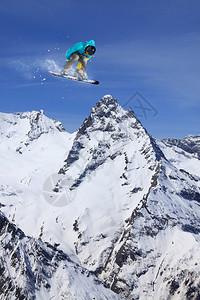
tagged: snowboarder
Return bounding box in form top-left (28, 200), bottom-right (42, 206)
top-left (61, 40), bottom-right (96, 80)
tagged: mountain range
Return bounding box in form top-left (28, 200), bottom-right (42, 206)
top-left (0, 95), bottom-right (200, 299)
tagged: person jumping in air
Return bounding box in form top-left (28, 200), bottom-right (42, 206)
top-left (61, 40), bottom-right (96, 80)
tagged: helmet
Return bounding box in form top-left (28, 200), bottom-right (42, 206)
top-left (85, 45), bottom-right (96, 56)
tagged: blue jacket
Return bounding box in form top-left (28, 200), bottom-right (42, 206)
top-left (65, 40), bottom-right (95, 61)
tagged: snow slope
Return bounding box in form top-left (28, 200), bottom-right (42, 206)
top-left (0, 96), bottom-right (200, 299)
top-left (0, 211), bottom-right (123, 300)
top-left (0, 110), bottom-right (75, 248)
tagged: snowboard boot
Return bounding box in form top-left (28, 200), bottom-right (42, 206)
top-left (61, 68), bottom-right (69, 76)
top-left (73, 70), bottom-right (79, 78)
top-left (77, 68), bottom-right (86, 81)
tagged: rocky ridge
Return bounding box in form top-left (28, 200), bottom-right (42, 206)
top-left (0, 210), bottom-right (122, 300)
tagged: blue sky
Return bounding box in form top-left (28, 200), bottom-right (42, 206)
top-left (0, 0), bottom-right (200, 138)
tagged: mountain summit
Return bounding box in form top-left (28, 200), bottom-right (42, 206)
top-left (0, 95), bottom-right (200, 299)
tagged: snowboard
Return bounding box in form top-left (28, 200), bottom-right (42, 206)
top-left (48, 71), bottom-right (99, 85)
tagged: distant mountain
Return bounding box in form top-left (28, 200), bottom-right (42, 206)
top-left (162, 135), bottom-right (200, 159)
top-left (0, 96), bottom-right (200, 299)
top-left (0, 110), bottom-right (66, 154)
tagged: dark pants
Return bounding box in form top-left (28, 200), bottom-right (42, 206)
top-left (61, 52), bottom-right (87, 78)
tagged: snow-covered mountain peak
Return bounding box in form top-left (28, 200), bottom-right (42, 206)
top-left (97, 93), bottom-right (117, 104)
top-left (60, 95), bottom-right (155, 179)
top-left (0, 109), bottom-right (66, 137)
top-left (0, 110), bottom-right (67, 154)
top-left (75, 95), bottom-right (138, 142)
top-left (93, 94), bottom-right (118, 114)
top-left (91, 94), bottom-right (134, 121)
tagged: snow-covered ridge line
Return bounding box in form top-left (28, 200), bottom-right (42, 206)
top-left (0, 109), bottom-right (66, 137)
top-left (162, 135), bottom-right (200, 159)
top-left (0, 109), bottom-right (68, 155)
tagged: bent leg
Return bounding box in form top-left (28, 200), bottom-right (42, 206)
top-left (77, 55), bottom-right (88, 79)
top-left (61, 52), bottom-right (80, 74)
top-left (73, 62), bottom-right (82, 77)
